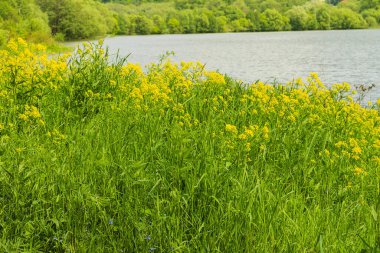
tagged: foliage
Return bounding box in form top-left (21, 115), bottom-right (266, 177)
top-left (36, 0), bottom-right (117, 40)
top-left (98, 0), bottom-right (380, 36)
top-left (0, 39), bottom-right (379, 252)
top-left (0, 0), bottom-right (380, 41)
top-left (0, 0), bottom-right (51, 46)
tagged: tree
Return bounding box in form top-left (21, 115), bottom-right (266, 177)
top-left (260, 9), bottom-right (289, 31)
top-left (133, 15), bottom-right (153, 34)
top-left (37, 0), bottom-right (111, 40)
top-left (360, 0), bottom-right (380, 11)
top-left (167, 17), bottom-right (181, 33)
top-left (286, 6), bottom-right (309, 30)
top-left (316, 7), bottom-right (331, 30)
top-left (194, 12), bottom-right (210, 33)
top-left (151, 14), bottom-right (166, 34)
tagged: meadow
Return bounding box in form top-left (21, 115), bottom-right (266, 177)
top-left (0, 38), bottom-right (379, 252)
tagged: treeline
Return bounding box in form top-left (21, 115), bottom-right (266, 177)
top-left (0, 0), bottom-right (118, 46)
top-left (105, 0), bottom-right (380, 35)
top-left (1, 0), bottom-right (380, 45)
top-left (0, 0), bottom-right (51, 45)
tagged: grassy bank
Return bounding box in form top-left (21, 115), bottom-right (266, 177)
top-left (0, 39), bottom-right (379, 252)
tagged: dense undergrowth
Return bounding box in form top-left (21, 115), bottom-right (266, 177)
top-left (0, 39), bottom-right (379, 252)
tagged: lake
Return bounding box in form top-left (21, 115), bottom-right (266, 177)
top-left (68, 30), bottom-right (380, 101)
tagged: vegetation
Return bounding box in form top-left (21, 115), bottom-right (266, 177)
top-left (0, 38), bottom-right (379, 252)
top-left (103, 0), bottom-right (379, 35)
top-left (0, 0), bottom-right (50, 44)
top-left (0, 0), bottom-right (380, 44)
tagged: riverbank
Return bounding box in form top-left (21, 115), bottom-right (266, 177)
top-left (0, 39), bottom-right (379, 252)
top-left (66, 30), bottom-right (380, 103)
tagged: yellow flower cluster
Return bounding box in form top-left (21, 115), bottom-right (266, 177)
top-left (0, 38), bottom-right (68, 132)
top-left (0, 39), bottom-right (379, 188)
top-left (225, 124), bottom-right (238, 135)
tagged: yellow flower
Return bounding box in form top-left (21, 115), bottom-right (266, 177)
top-left (352, 146), bottom-right (362, 155)
top-left (225, 124), bottom-right (238, 134)
top-left (205, 71), bottom-right (226, 85)
top-left (245, 142), bottom-right (251, 152)
top-left (353, 167), bottom-right (367, 176)
top-left (27, 106), bottom-right (41, 118)
top-left (262, 125), bottom-right (270, 140)
top-left (238, 133), bottom-right (247, 140)
top-left (335, 141), bottom-right (347, 149)
top-left (373, 140), bottom-right (380, 149)
top-left (19, 114), bottom-right (28, 121)
top-left (244, 128), bottom-right (254, 137)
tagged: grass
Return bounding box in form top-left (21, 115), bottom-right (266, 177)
top-left (0, 38), bottom-right (379, 252)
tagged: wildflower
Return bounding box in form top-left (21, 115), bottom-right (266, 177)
top-left (353, 167), bottom-right (367, 176)
top-left (108, 219), bottom-right (114, 225)
top-left (244, 129), bottom-right (254, 137)
top-left (225, 124), bottom-right (238, 134)
top-left (238, 133), bottom-right (247, 140)
top-left (262, 125), bottom-right (270, 140)
top-left (205, 71), bottom-right (226, 85)
top-left (373, 140), bottom-right (380, 149)
top-left (17, 38), bottom-right (27, 47)
top-left (335, 141), bottom-right (347, 149)
top-left (352, 146), bottom-right (362, 155)
top-left (251, 109), bottom-right (258, 115)
top-left (19, 114), bottom-right (28, 121)
top-left (245, 142), bottom-right (251, 152)
top-left (27, 106), bottom-right (41, 118)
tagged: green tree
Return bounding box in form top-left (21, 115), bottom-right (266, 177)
top-left (133, 15), bottom-right (153, 34)
top-left (360, 0), bottom-right (380, 11)
top-left (316, 7), bottom-right (331, 30)
top-left (151, 14), bottom-right (166, 34)
top-left (178, 10), bottom-right (196, 33)
top-left (167, 17), bottom-right (181, 33)
top-left (194, 12), bottom-right (210, 33)
top-left (361, 8), bottom-right (380, 24)
top-left (286, 6), bottom-right (309, 30)
top-left (260, 9), bottom-right (289, 31)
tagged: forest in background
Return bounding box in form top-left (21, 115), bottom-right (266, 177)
top-left (0, 0), bottom-right (380, 45)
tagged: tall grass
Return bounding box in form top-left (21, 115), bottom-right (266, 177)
top-left (0, 38), bottom-right (379, 252)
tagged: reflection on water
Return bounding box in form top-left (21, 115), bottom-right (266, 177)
top-left (67, 30), bottom-right (380, 101)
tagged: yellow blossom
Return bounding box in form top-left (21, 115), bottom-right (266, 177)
top-left (238, 133), bottom-right (247, 140)
top-left (19, 114), bottom-right (28, 121)
top-left (353, 167), bottom-right (367, 176)
top-left (352, 146), bottom-right (362, 155)
top-left (225, 124), bottom-right (238, 134)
